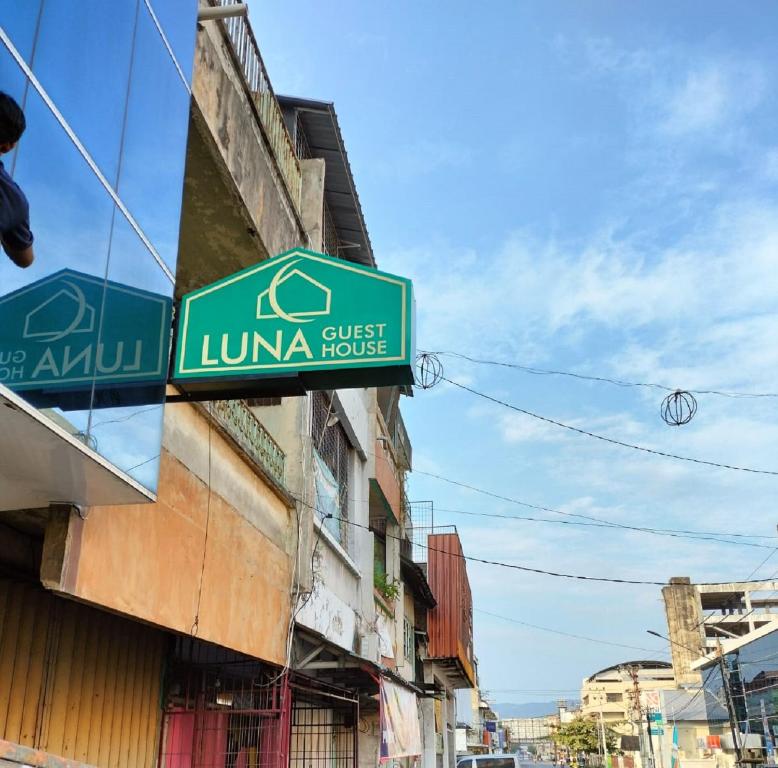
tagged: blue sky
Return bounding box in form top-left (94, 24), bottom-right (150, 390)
top-left (252, 1), bottom-right (778, 705)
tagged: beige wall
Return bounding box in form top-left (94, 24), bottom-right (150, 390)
top-left (43, 402), bottom-right (295, 666)
top-left (581, 670), bottom-right (676, 732)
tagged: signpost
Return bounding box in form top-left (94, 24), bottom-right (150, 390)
top-left (173, 249), bottom-right (415, 397)
top-left (0, 268), bottom-right (172, 408)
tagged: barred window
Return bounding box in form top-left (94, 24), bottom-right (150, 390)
top-left (311, 391), bottom-right (351, 548)
top-left (403, 617), bottom-right (415, 664)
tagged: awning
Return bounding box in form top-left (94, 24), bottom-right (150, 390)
top-left (293, 626), bottom-right (425, 704)
top-left (0, 384), bottom-right (154, 511)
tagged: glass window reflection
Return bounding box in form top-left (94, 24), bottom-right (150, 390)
top-left (31, 1), bottom-right (138, 184)
top-left (1, 3), bottom-right (43, 65)
top-left (118, 3), bottom-right (192, 272)
top-left (91, 211), bottom-right (173, 491)
top-left (1, 0), bottom-right (196, 495)
top-left (146, 0), bottom-right (199, 82)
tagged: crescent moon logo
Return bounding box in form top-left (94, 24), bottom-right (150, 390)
top-left (43, 281), bottom-right (90, 342)
top-left (267, 260), bottom-right (314, 324)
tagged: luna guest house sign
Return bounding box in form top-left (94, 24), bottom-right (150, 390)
top-left (0, 268), bottom-right (172, 408)
top-left (173, 249), bottom-right (415, 397)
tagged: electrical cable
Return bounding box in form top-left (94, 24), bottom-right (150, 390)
top-left (191, 403), bottom-right (213, 637)
top-left (474, 608), bottom-right (665, 653)
top-left (441, 376), bottom-right (778, 476)
top-left (429, 350), bottom-right (778, 399)
top-left (668, 666), bottom-right (718, 720)
top-left (293, 495), bottom-right (778, 588)
top-left (415, 471), bottom-right (777, 541)
top-left (89, 404), bottom-right (162, 430)
top-left (434, 506), bottom-right (776, 550)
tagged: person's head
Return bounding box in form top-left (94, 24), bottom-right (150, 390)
top-left (0, 92), bottom-right (26, 154)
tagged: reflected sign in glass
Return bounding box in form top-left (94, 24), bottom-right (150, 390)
top-left (0, 269), bottom-right (172, 401)
top-left (173, 249), bottom-right (415, 393)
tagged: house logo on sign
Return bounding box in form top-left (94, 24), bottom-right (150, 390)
top-left (23, 280), bottom-right (96, 342)
top-left (256, 260), bottom-right (332, 323)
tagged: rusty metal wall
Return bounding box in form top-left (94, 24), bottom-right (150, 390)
top-left (425, 533), bottom-right (475, 686)
top-left (0, 578), bottom-right (165, 768)
top-left (426, 534), bottom-right (466, 659)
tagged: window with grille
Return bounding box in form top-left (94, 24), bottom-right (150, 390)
top-left (311, 391), bottom-right (351, 549)
top-left (403, 617), bottom-right (415, 664)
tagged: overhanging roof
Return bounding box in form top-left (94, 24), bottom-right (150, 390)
top-left (0, 384), bottom-right (154, 510)
top-left (277, 95), bottom-right (375, 268)
top-left (293, 625), bottom-right (425, 699)
top-left (401, 554), bottom-right (437, 609)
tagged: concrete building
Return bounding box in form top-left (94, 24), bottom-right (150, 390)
top-left (684, 621), bottom-right (778, 768)
top-left (580, 661), bottom-right (676, 732)
top-left (503, 714), bottom-right (558, 757)
top-left (663, 576), bottom-right (778, 686)
top-left (0, 6), bottom-right (451, 768)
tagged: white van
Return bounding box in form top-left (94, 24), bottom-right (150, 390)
top-left (457, 755), bottom-right (521, 768)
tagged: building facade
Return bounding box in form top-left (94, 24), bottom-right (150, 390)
top-left (580, 661), bottom-right (676, 732)
top-left (0, 6), bottom-right (476, 768)
top-left (503, 715), bottom-right (558, 758)
top-left (663, 576), bottom-right (778, 687)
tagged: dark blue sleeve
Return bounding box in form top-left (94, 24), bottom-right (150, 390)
top-left (0, 177), bottom-right (33, 251)
top-left (2, 190), bottom-right (33, 251)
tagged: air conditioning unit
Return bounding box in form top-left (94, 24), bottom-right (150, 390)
top-left (358, 633), bottom-right (379, 662)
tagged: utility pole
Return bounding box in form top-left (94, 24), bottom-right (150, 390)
top-left (628, 665), bottom-right (649, 768)
top-left (645, 709), bottom-right (657, 768)
top-left (598, 709), bottom-right (610, 768)
top-left (717, 638), bottom-right (743, 768)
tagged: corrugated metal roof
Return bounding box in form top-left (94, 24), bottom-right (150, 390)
top-left (277, 95), bottom-right (375, 268)
top-left (587, 660), bottom-right (673, 681)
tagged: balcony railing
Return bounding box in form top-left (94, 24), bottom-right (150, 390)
top-left (209, 399), bottom-right (286, 488)
top-left (212, 0), bottom-right (302, 214)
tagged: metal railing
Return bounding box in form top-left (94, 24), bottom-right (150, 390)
top-left (210, 399), bottom-right (286, 487)
top-left (213, 0), bottom-right (302, 213)
top-left (322, 198), bottom-right (341, 258)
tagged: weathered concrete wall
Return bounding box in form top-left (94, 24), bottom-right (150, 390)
top-left (663, 577), bottom-right (705, 686)
top-left (300, 159), bottom-right (326, 251)
top-left (254, 388), bottom-right (378, 659)
top-left (43, 402), bottom-right (294, 666)
top-left (358, 711), bottom-right (381, 768)
top-left (190, 20), bottom-right (305, 259)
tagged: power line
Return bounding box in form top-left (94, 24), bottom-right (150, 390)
top-left (475, 608), bottom-right (665, 653)
top-left (416, 471), bottom-right (777, 541)
top-left (295, 496), bottom-right (778, 588)
top-left (442, 376), bottom-right (778, 477)
top-left (434, 505), bottom-right (777, 550)
top-left (668, 666), bottom-right (718, 721)
top-left (430, 350), bottom-right (778, 399)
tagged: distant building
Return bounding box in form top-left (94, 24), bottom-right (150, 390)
top-left (503, 714), bottom-right (559, 757)
top-left (580, 660), bottom-right (676, 732)
top-left (663, 576), bottom-right (778, 686)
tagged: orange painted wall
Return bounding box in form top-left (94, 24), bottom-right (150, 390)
top-left (374, 438), bottom-right (402, 520)
top-left (59, 405), bottom-right (293, 667)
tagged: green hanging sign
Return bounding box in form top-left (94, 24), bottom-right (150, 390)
top-left (173, 249), bottom-right (415, 396)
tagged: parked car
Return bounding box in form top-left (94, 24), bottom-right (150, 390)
top-left (457, 754), bottom-right (521, 768)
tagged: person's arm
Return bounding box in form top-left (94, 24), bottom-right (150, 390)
top-left (1, 183), bottom-right (34, 268)
top-left (2, 238), bottom-right (34, 267)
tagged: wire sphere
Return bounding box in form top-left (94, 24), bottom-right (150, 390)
top-left (415, 353), bottom-right (444, 389)
top-left (661, 390), bottom-right (698, 426)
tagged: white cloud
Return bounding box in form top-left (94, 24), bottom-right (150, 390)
top-left (660, 61), bottom-right (765, 138)
top-left (762, 148), bottom-right (778, 182)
